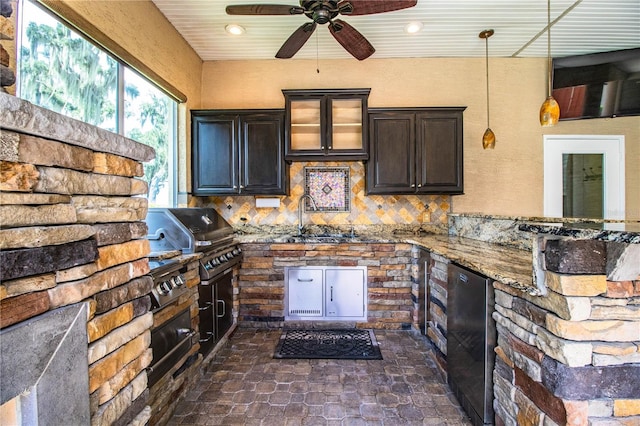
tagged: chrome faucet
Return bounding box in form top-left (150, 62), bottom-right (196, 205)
top-left (298, 194), bottom-right (318, 236)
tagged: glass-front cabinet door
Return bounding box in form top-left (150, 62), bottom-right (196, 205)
top-left (289, 97), bottom-right (324, 152)
top-left (284, 89), bottom-right (370, 161)
top-left (330, 98), bottom-right (364, 151)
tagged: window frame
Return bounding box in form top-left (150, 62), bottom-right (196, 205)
top-left (17, 0), bottom-right (178, 207)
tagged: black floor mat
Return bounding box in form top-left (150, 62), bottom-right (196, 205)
top-left (274, 329), bottom-right (383, 360)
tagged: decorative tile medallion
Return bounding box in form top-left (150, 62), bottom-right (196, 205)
top-left (304, 167), bottom-right (350, 212)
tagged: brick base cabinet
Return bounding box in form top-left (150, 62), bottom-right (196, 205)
top-left (238, 242), bottom-right (413, 329)
top-left (492, 239), bottom-right (640, 425)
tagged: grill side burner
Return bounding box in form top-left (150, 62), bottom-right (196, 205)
top-left (148, 259), bottom-right (189, 310)
top-left (146, 260), bottom-right (196, 388)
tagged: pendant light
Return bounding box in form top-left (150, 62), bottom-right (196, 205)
top-left (479, 29), bottom-right (495, 149)
top-left (540, 0), bottom-right (560, 126)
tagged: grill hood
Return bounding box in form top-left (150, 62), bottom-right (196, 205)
top-left (146, 208), bottom-right (234, 254)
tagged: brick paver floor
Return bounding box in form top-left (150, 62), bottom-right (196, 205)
top-left (169, 328), bottom-right (473, 425)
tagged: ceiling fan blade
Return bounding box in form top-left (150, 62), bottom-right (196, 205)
top-left (276, 22), bottom-right (317, 59)
top-left (338, 0), bottom-right (417, 16)
top-left (329, 19), bottom-right (374, 61)
top-left (226, 4), bottom-right (305, 15)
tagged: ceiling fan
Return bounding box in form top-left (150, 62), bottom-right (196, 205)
top-left (226, 1), bottom-right (418, 60)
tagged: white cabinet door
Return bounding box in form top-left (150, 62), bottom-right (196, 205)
top-left (287, 268), bottom-right (323, 317)
top-left (325, 268), bottom-right (365, 317)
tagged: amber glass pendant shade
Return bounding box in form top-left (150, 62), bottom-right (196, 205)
top-left (540, 0), bottom-right (560, 126)
top-left (540, 95), bottom-right (560, 126)
top-left (482, 128), bottom-right (496, 149)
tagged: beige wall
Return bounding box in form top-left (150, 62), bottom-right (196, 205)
top-left (201, 58), bottom-right (639, 220)
top-left (43, 0), bottom-right (203, 198)
top-left (39, 1), bottom-right (638, 221)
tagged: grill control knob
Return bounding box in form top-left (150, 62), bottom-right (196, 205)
top-left (226, 252), bottom-right (234, 258)
top-left (232, 248), bottom-right (241, 256)
top-left (174, 275), bottom-right (185, 286)
top-left (211, 258), bottom-right (220, 266)
top-left (218, 254), bottom-right (228, 263)
top-left (158, 281), bottom-right (172, 295)
top-left (204, 261), bottom-right (213, 270)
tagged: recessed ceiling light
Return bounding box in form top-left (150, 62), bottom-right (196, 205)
top-left (404, 21), bottom-right (423, 34)
top-left (225, 24), bottom-right (245, 35)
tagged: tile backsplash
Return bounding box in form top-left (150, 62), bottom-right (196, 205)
top-left (190, 162), bottom-right (451, 226)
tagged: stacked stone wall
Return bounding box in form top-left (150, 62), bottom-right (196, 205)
top-left (410, 247), bottom-right (450, 376)
top-left (492, 240), bottom-right (640, 425)
top-left (1, 95), bottom-right (158, 425)
top-left (238, 242), bottom-right (413, 329)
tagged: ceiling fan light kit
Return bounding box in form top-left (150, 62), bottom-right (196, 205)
top-left (226, 0), bottom-right (418, 60)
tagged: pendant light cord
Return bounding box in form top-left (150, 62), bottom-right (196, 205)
top-left (485, 36), bottom-right (490, 128)
top-left (547, 0), bottom-right (552, 98)
top-left (316, 30), bottom-right (320, 73)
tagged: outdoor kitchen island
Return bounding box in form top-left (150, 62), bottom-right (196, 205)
top-left (234, 217), bottom-right (640, 425)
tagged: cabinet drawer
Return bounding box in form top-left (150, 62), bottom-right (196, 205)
top-left (286, 268), bottom-right (324, 317)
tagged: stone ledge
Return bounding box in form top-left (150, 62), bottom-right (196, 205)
top-left (0, 92), bottom-right (154, 162)
top-left (0, 238), bottom-right (98, 280)
top-left (541, 356), bottom-right (640, 399)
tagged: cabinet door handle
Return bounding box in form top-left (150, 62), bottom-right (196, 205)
top-left (199, 331), bottom-right (214, 343)
top-left (297, 278), bottom-right (314, 282)
top-left (328, 146), bottom-right (332, 150)
top-left (417, 184), bottom-right (422, 188)
top-left (217, 300), bottom-right (226, 317)
top-left (411, 184), bottom-right (416, 188)
top-left (330, 286), bottom-right (333, 302)
top-left (321, 146), bottom-right (325, 150)
top-left (239, 185), bottom-right (245, 189)
top-left (199, 301), bottom-right (213, 312)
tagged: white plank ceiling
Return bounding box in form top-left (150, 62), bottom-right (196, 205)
top-left (151, 0), bottom-right (640, 61)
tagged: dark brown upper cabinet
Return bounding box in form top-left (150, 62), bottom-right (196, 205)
top-left (191, 110), bottom-right (288, 196)
top-left (283, 88), bottom-right (370, 161)
top-left (366, 107), bottom-right (465, 195)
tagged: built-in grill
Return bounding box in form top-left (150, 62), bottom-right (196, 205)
top-left (146, 208), bottom-right (242, 357)
top-left (146, 208), bottom-right (242, 277)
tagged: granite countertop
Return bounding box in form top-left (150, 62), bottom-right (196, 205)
top-left (404, 234), bottom-right (535, 294)
top-left (449, 213), bottom-right (640, 244)
top-left (236, 229), bottom-right (537, 296)
top-left (518, 222), bottom-right (640, 244)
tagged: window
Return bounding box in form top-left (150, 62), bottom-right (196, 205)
top-left (17, 0), bottom-right (176, 207)
top-left (543, 135), bottom-right (625, 220)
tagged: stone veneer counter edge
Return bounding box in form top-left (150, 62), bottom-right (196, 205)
top-left (0, 93), bottom-right (155, 162)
